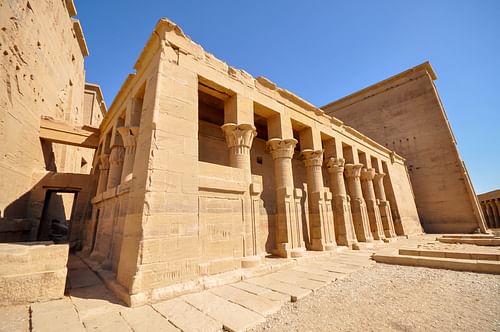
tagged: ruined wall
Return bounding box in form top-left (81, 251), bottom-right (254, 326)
top-left (0, 242), bottom-right (69, 305)
top-left (0, 0), bottom-right (96, 236)
top-left (323, 65), bottom-right (485, 233)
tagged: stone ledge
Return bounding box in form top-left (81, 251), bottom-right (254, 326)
top-left (373, 254), bottom-right (500, 274)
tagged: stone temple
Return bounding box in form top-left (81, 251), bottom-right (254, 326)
top-left (0, 0), bottom-right (492, 307)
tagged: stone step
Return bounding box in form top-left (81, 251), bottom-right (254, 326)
top-left (181, 291), bottom-right (265, 332)
top-left (209, 285), bottom-right (281, 316)
top-left (399, 248), bottom-right (500, 261)
top-left (243, 277), bottom-right (311, 302)
top-left (152, 297), bottom-right (222, 332)
top-left (437, 237), bottom-right (500, 246)
top-left (440, 234), bottom-right (496, 239)
top-left (373, 254), bottom-right (500, 274)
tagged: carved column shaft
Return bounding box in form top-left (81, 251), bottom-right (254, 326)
top-left (361, 168), bottom-right (385, 241)
top-left (106, 145), bottom-right (125, 190)
top-left (490, 201), bottom-right (500, 227)
top-left (267, 138), bottom-right (305, 258)
top-left (302, 150), bottom-right (335, 251)
top-left (117, 126), bottom-right (139, 183)
top-left (326, 157), bottom-right (357, 247)
top-left (345, 164), bottom-right (373, 242)
top-left (373, 172), bottom-right (396, 238)
top-left (96, 154), bottom-right (110, 194)
top-left (493, 199), bottom-right (500, 227)
top-left (222, 123), bottom-right (260, 265)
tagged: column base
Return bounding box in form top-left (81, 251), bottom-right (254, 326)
top-left (241, 255), bottom-right (261, 268)
top-left (382, 237), bottom-right (397, 243)
top-left (352, 242), bottom-right (375, 250)
top-left (309, 240), bottom-right (336, 251)
top-left (273, 244), bottom-right (306, 258)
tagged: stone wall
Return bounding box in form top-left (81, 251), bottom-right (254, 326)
top-left (322, 63), bottom-right (486, 234)
top-left (0, 242), bottom-right (69, 305)
top-left (0, 0), bottom-right (101, 243)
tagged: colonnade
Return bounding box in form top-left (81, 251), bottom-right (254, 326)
top-left (481, 199), bottom-right (500, 228)
top-left (218, 94), bottom-right (401, 258)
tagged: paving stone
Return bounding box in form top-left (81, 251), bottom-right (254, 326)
top-left (244, 277), bottom-right (311, 302)
top-left (120, 305), bottom-right (179, 332)
top-left (309, 261), bottom-right (362, 273)
top-left (182, 291), bottom-right (265, 332)
top-left (153, 297), bottom-right (222, 332)
top-left (67, 268), bottom-right (101, 289)
top-left (209, 285), bottom-right (281, 316)
top-left (31, 298), bottom-right (85, 332)
top-left (292, 265), bottom-right (347, 279)
top-left (268, 271), bottom-right (327, 290)
top-left (83, 310), bottom-right (132, 331)
top-left (0, 304), bottom-right (29, 332)
top-left (287, 268), bottom-right (335, 282)
top-left (230, 282), bottom-right (290, 302)
top-left (69, 284), bottom-right (124, 320)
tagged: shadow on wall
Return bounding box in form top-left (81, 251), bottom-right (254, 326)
top-left (0, 172), bottom-right (97, 248)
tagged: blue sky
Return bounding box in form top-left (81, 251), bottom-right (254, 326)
top-left (76, 0), bottom-right (499, 193)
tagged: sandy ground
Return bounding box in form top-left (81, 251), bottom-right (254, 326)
top-left (251, 264), bottom-right (500, 332)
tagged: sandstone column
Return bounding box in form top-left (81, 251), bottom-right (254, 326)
top-left (490, 200), bottom-right (500, 228)
top-left (302, 149), bottom-right (336, 251)
top-left (326, 157), bottom-right (358, 248)
top-left (221, 123), bottom-right (257, 183)
top-left (221, 122), bottom-right (260, 267)
top-left (495, 200), bottom-right (500, 228)
top-left (373, 172), bottom-right (397, 238)
top-left (267, 138), bottom-right (305, 257)
top-left (360, 168), bottom-right (386, 241)
top-left (480, 203), bottom-right (489, 228)
top-left (117, 127), bottom-right (139, 183)
top-left (484, 202), bottom-right (493, 228)
top-left (106, 142), bottom-right (125, 190)
top-left (96, 154), bottom-right (110, 194)
top-left (345, 164), bottom-right (373, 243)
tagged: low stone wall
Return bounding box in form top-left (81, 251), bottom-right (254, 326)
top-left (0, 242), bottom-right (69, 305)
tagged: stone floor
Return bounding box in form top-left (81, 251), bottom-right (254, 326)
top-left (0, 234), bottom-right (467, 332)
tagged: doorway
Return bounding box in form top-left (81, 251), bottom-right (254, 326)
top-left (37, 189), bottom-right (79, 243)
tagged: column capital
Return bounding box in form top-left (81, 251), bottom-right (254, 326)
top-left (117, 126), bottom-right (139, 148)
top-left (301, 149), bottom-right (323, 167)
top-left (326, 157), bottom-right (345, 173)
top-left (267, 138), bottom-right (297, 160)
top-left (360, 168), bottom-right (376, 181)
top-left (373, 172), bottom-right (386, 183)
top-left (99, 154), bottom-right (110, 170)
top-left (221, 123), bottom-right (257, 150)
top-left (344, 163), bottom-right (363, 179)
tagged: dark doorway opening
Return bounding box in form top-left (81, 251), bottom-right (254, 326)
top-left (38, 189), bottom-right (79, 243)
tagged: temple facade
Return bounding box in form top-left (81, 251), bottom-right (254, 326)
top-left (1, 2), bottom-right (493, 307)
top-left (83, 19), bottom-right (421, 305)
